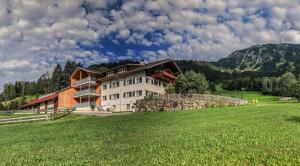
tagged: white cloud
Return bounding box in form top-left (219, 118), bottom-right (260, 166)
top-left (1, 0), bottom-right (300, 89)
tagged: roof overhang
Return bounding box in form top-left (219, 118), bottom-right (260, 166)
top-left (69, 67), bottom-right (100, 80)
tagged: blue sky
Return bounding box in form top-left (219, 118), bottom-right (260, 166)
top-left (1, 0), bottom-right (300, 90)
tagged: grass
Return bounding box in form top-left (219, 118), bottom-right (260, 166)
top-left (1, 95), bottom-right (37, 106)
top-left (0, 91), bottom-right (299, 165)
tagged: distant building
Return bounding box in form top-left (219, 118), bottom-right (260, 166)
top-left (20, 59), bottom-right (181, 112)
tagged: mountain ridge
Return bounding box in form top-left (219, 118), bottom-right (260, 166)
top-left (216, 43), bottom-right (300, 73)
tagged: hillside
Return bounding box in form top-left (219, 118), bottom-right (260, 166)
top-left (217, 43), bottom-right (300, 73)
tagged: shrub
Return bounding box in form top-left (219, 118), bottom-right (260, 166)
top-left (90, 103), bottom-right (96, 111)
top-left (159, 107), bottom-right (165, 112)
top-left (175, 71), bottom-right (209, 94)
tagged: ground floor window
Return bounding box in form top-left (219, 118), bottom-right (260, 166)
top-left (126, 104), bottom-right (130, 110)
top-left (123, 90), bottom-right (143, 98)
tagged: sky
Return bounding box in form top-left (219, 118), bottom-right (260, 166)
top-left (1, 0), bottom-right (300, 90)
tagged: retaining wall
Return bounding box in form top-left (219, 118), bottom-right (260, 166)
top-left (135, 94), bottom-right (248, 112)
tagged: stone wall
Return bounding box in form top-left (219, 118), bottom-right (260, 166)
top-left (135, 94), bottom-right (248, 112)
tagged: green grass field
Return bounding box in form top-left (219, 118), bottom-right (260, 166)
top-left (0, 91), bottom-right (299, 165)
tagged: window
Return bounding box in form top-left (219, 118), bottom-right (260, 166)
top-left (126, 104), bottom-right (130, 110)
top-left (154, 80), bottom-right (159, 86)
top-left (110, 94), bottom-right (120, 100)
top-left (151, 79), bottom-right (154, 85)
top-left (146, 90), bottom-right (157, 96)
top-left (137, 77), bottom-right (142, 83)
top-left (128, 79), bottom-right (132, 85)
top-left (133, 91), bottom-right (136, 97)
top-left (112, 105), bottom-right (116, 109)
top-left (107, 71), bottom-right (115, 77)
top-left (110, 81), bottom-right (120, 88)
top-left (123, 92), bottom-right (126, 98)
top-left (118, 67), bottom-right (127, 73)
top-left (128, 92), bottom-right (132, 97)
top-left (146, 90), bottom-right (149, 96)
top-left (132, 78), bottom-right (136, 84)
top-left (103, 84), bottom-right (107, 90)
top-left (146, 77), bottom-right (150, 83)
top-left (102, 96), bottom-right (107, 100)
top-left (137, 90), bottom-right (142, 96)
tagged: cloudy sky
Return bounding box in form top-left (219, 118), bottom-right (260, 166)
top-left (1, 0), bottom-right (300, 89)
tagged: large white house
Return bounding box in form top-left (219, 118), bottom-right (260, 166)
top-left (98, 59), bottom-right (181, 112)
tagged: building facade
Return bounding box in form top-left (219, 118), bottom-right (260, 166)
top-left (20, 59), bottom-right (181, 112)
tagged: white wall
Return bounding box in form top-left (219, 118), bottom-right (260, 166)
top-left (101, 70), bottom-right (166, 112)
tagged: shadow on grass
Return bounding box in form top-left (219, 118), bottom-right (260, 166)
top-left (286, 116), bottom-right (300, 123)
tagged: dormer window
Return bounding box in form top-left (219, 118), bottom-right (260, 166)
top-left (117, 67), bottom-right (127, 73)
top-left (106, 71), bottom-right (115, 77)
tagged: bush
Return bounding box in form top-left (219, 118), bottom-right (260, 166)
top-left (72, 106), bottom-right (77, 112)
top-left (90, 103), bottom-right (96, 111)
top-left (175, 71), bottom-right (209, 94)
top-left (0, 103), bottom-right (6, 111)
top-left (209, 82), bottom-right (216, 92)
top-left (165, 83), bottom-right (175, 94)
top-left (159, 107), bottom-right (165, 112)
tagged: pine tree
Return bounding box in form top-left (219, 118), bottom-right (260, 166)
top-left (52, 64), bottom-right (64, 92)
top-left (62, 61), bottom-right (82, 87)
top-left (38, 72), bottom-right (52, 94)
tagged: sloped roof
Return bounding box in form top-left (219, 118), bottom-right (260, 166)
top-left (98, 59), bottom-right (181, 82)
top-left (69, 67), bottom-right (100, 79)
top-left (19, 93), bottom-right (58, 109)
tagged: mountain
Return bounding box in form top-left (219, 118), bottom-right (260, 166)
top-left (88, 60), bottom-right (140, 72)
top-left (216, 43), bottom-right (300, 74)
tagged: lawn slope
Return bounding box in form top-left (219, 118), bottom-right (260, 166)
top-left (0, 92), bottom-right (299, 165)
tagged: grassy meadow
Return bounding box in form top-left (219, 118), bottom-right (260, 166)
top-left (0, 91), bottom-right (299, 165)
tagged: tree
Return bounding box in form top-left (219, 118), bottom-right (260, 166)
top-left (175, 71), bottom-right (209, 94)
top-left (62, 61), bottom-right (82, 87)
top-left (8, 100), bottom-right (18, 110)
top-left (209, 82), bottom-right (216, 92)
top-left (0, 103), bottom-right (6, 111)
top-left (52, 64), bottom-right (64, 92)
top-left (165, 83), bottom-right (175, 94)
top-left (286, 82), bottom-right (300, 99)
top-left (279, 72), bottom-right (297, 96)
top-left (19, 95), bottom-right (27, 106)
top-left (37, 72), bottom-right (52, 94)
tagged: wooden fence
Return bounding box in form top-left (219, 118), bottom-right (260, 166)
top-left (0, 115), bottom-right (50, 125)
top-left (0, 108), bottom-right (71, 125)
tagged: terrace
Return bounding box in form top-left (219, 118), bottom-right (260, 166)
top-left (73, 89), bottom-right (100, 98)
top-left (72, 76), bottom-right (97, 87)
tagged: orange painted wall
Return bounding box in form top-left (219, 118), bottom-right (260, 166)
top-left (58, 87), bottom-right (77, 108)
top-left (96, 85), bottom-right (101, 105)
top-left (71, 77), bottom-right (77, 86)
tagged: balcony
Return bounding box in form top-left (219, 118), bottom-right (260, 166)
top-left (73, 89), bottom-right (100, 98)
top-left (75, 101), bottom-right (96, 108)
top-left (72, 77), bottom-right (97, 87)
